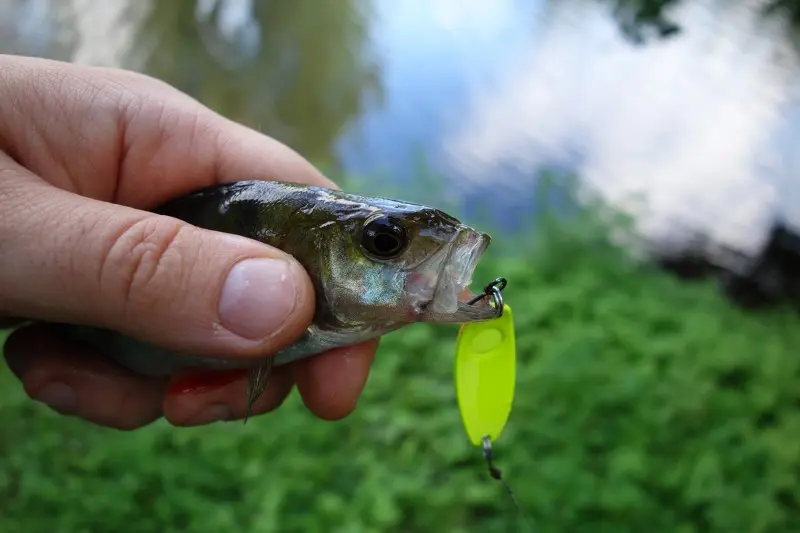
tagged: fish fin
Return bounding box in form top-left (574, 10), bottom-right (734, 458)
top-left (244, 356), bottom-right (274, 424)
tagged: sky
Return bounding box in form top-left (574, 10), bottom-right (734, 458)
top-left (440, 0), bottom-right (800, 260)
top-left (5, 0), bottom-right (800, 265)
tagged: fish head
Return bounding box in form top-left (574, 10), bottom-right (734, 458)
top-left (316, 194), bottom-right (497, 330)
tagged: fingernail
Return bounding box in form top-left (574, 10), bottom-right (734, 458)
top-left (218, 258), bottom-right (297, 340)
top-left (33, 382), bottom-right (77, 413)
top-left (191, 404), bottom-right (231, 425)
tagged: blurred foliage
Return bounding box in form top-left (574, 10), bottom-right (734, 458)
top-left (606, 0), bottom-right (800, 44)
top-left (3, 173), bottom-right (800, 532)
top-left (132, 0), bottom-right (382, 171)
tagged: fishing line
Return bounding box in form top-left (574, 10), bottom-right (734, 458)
top-left (480, 435), bottom-right (536, 532)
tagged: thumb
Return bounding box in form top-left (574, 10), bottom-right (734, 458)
top-left (0, 160), bottom-right (315, 359)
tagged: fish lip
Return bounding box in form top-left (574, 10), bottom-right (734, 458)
top-left (419, 226), bottom-right (496, 323)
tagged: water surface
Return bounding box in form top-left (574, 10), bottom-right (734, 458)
top-left (3, 0), bottom-right (800, 268)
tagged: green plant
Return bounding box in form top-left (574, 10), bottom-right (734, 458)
top-left (2, 175), bottom-right (799, 533)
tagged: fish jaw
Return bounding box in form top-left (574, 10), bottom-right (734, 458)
top-left (405, 225), bottom-right (497, 324)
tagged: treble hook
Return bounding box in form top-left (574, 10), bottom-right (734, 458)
top-left (466, 277), bottom-right (507, 317)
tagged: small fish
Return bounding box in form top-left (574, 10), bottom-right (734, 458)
top-left (56, 180), bottom-right (500, 416)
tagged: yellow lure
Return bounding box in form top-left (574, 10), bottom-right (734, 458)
top-left (454, 304), bottom-right (516, 446)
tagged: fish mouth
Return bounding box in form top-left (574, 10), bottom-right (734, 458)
top-left (415, 226), bottom-right (497, 323)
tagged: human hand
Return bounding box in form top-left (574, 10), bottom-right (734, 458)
top-left (0, 54), bottom-right (377, 429)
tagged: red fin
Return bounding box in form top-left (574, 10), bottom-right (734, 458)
top-left (166, 369), bottom-right (246, 396)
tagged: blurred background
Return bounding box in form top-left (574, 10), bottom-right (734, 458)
top-left (2, 0), bottom-right (800, 531)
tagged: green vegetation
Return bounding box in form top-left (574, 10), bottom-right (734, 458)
top-left (2, 178), bottom-right (800, 533)
top-left (607, 0), bottom-right (800, 44)
top-left (134, 0), bottom-right (381, 171)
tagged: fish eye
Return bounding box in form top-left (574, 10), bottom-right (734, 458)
top-left (360, 215), bottom-right (408, 259)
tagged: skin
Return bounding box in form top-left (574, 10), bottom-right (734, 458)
top-left (0, 54), bottom-right (378, 430)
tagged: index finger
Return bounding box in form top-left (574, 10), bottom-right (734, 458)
top-left (212, 115), bottom-right (340, 190)
top-left (0, 54), bottom-right (337, 212)
top-left (111, 86), bottom-right (340, 208)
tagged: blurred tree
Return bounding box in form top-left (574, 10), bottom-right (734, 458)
top-left (604, 0), bottom-right (800, 44)
top-left (765, 0), bottom-right (800, 34)
top-left (132, 0), bottom-right (383, 173)
top-left (607, 0), bottom-right (682, 43)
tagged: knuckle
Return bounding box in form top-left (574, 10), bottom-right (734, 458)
top-left (99, 216), bottom-right (196, 318)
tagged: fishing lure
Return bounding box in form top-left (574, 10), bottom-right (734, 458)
top-left (456, 278), bottom-right (534, 529)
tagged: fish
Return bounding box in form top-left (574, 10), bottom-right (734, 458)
top-left (56, 180), bottom-right (501, 417)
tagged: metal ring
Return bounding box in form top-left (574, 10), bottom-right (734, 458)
top-left (481, 435), bottom-right (493, 458)
top-left (489, 286), bottom-right (504, 317)
top-left (488, 277), bottom-right (507, 292)
top-left (466, 277), bottom-right (507, 317)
